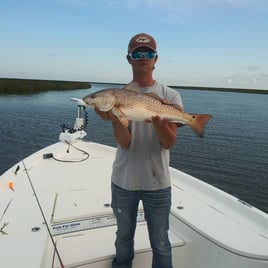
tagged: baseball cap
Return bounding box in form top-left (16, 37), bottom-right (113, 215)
top-left (128, 33), bottom-right (157, 53)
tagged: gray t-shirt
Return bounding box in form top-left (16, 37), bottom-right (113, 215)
top-left (111, 81), bottom-right (183, 191)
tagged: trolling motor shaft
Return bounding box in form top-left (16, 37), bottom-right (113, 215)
top-left (59, 98), bottom-right (88, 143)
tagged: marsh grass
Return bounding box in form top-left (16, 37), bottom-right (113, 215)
top-left (0, 78), bottom-right (91, 94)
top-left (91, 81), bottom-right (268, 94)
top-left (1, 78), bottom-right (267, 95)
top-left (169, 85), bottom-right (268, 94)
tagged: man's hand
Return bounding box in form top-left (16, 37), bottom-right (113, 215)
top-left (94, 107), bottom-right (117, 121)
top-left (151, 115), bottom-right (177, 149)
top-left (151, 115), bottom-right (169, 127)
top-left (161, 98), bottom-right (168, 105)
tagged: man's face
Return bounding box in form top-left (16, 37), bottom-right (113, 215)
top-left (128, 47), bottom-right (158, 73)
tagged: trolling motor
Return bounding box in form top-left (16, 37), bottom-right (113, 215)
top-left (59, 98), bottom-right (88, 143)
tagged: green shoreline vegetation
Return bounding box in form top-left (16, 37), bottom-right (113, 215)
top-left (0, 78), bottom-right (267, 95)
top-left (92, 81), bottom-right (268, 94)
top-left (169, 85), bottom-right (268, 94)
top-left (0, 78), bottom-right (91, 94)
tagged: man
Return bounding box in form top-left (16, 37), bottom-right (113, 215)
top-left (95, 33), bottom-right (183, 268)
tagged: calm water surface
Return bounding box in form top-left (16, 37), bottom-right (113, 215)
top-left (0, 84), bottom-right (267, 213)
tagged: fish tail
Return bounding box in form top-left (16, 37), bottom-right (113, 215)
top-left (189, 114), bottom-right (212, 138)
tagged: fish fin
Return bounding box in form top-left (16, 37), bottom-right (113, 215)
top-left (124, 81), bottom-right (140, 92)
top-left (112, 107), bottom-right (128, 127)
top-left (189, 114), bottom-right (212, 138)
top-left (145, 94), bottom-right (184, 112)
top-left (176, 123), bottom-right (186, 128)
top-left (144, 92), bottom-right (163, 102)
top-left (118, 116), bottom-right (129, 127)
top-left (169, 103), bottom-right (183, 112)
top-left (169, 120), bottom-right (186, 126)
top-left (112, 106), bottom-right (126, 117)
top-left (124, 82), bottom-right (162, 100)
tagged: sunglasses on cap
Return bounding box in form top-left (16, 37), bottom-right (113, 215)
top-left (129, 51), bottom-right (157, 60)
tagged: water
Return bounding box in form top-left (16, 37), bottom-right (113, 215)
top-left (0, 84), bottom-right (267, 213)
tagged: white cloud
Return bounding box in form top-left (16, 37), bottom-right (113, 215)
top-left (215, 70), bottom-right (268, 89)
top-left (158, 67), bottom-right (268, 89)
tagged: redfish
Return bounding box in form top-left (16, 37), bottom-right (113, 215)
top-left (83, 85), bottom-right (212, 137)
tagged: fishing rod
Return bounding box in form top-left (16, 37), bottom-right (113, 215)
top-left (0, 199), bottom-right (12, 224)
top-left (22, 160), bottom-right (64, 268)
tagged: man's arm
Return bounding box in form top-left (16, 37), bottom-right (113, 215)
top-left (151, 116), bottom-right (177, 149)
top-left (94, 108), bottom-right (131, 148)
top-left (112, 120), bottom-right (131, 148)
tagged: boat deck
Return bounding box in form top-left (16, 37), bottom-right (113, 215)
top-left (50, 223), bottom-right (185, 267)
top-left (0, 140), bottom-right (268, 268)
top-left (170, 170), bottom-right (268, 260)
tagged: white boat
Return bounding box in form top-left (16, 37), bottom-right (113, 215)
top-left (0, 98), bottom-right (267, 268)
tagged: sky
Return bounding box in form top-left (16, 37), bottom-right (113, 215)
top-left (1, 0), bottom-right (268, 89)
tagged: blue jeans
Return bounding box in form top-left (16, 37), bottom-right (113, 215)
top-left (111, 183), bottom-right (172, 268)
